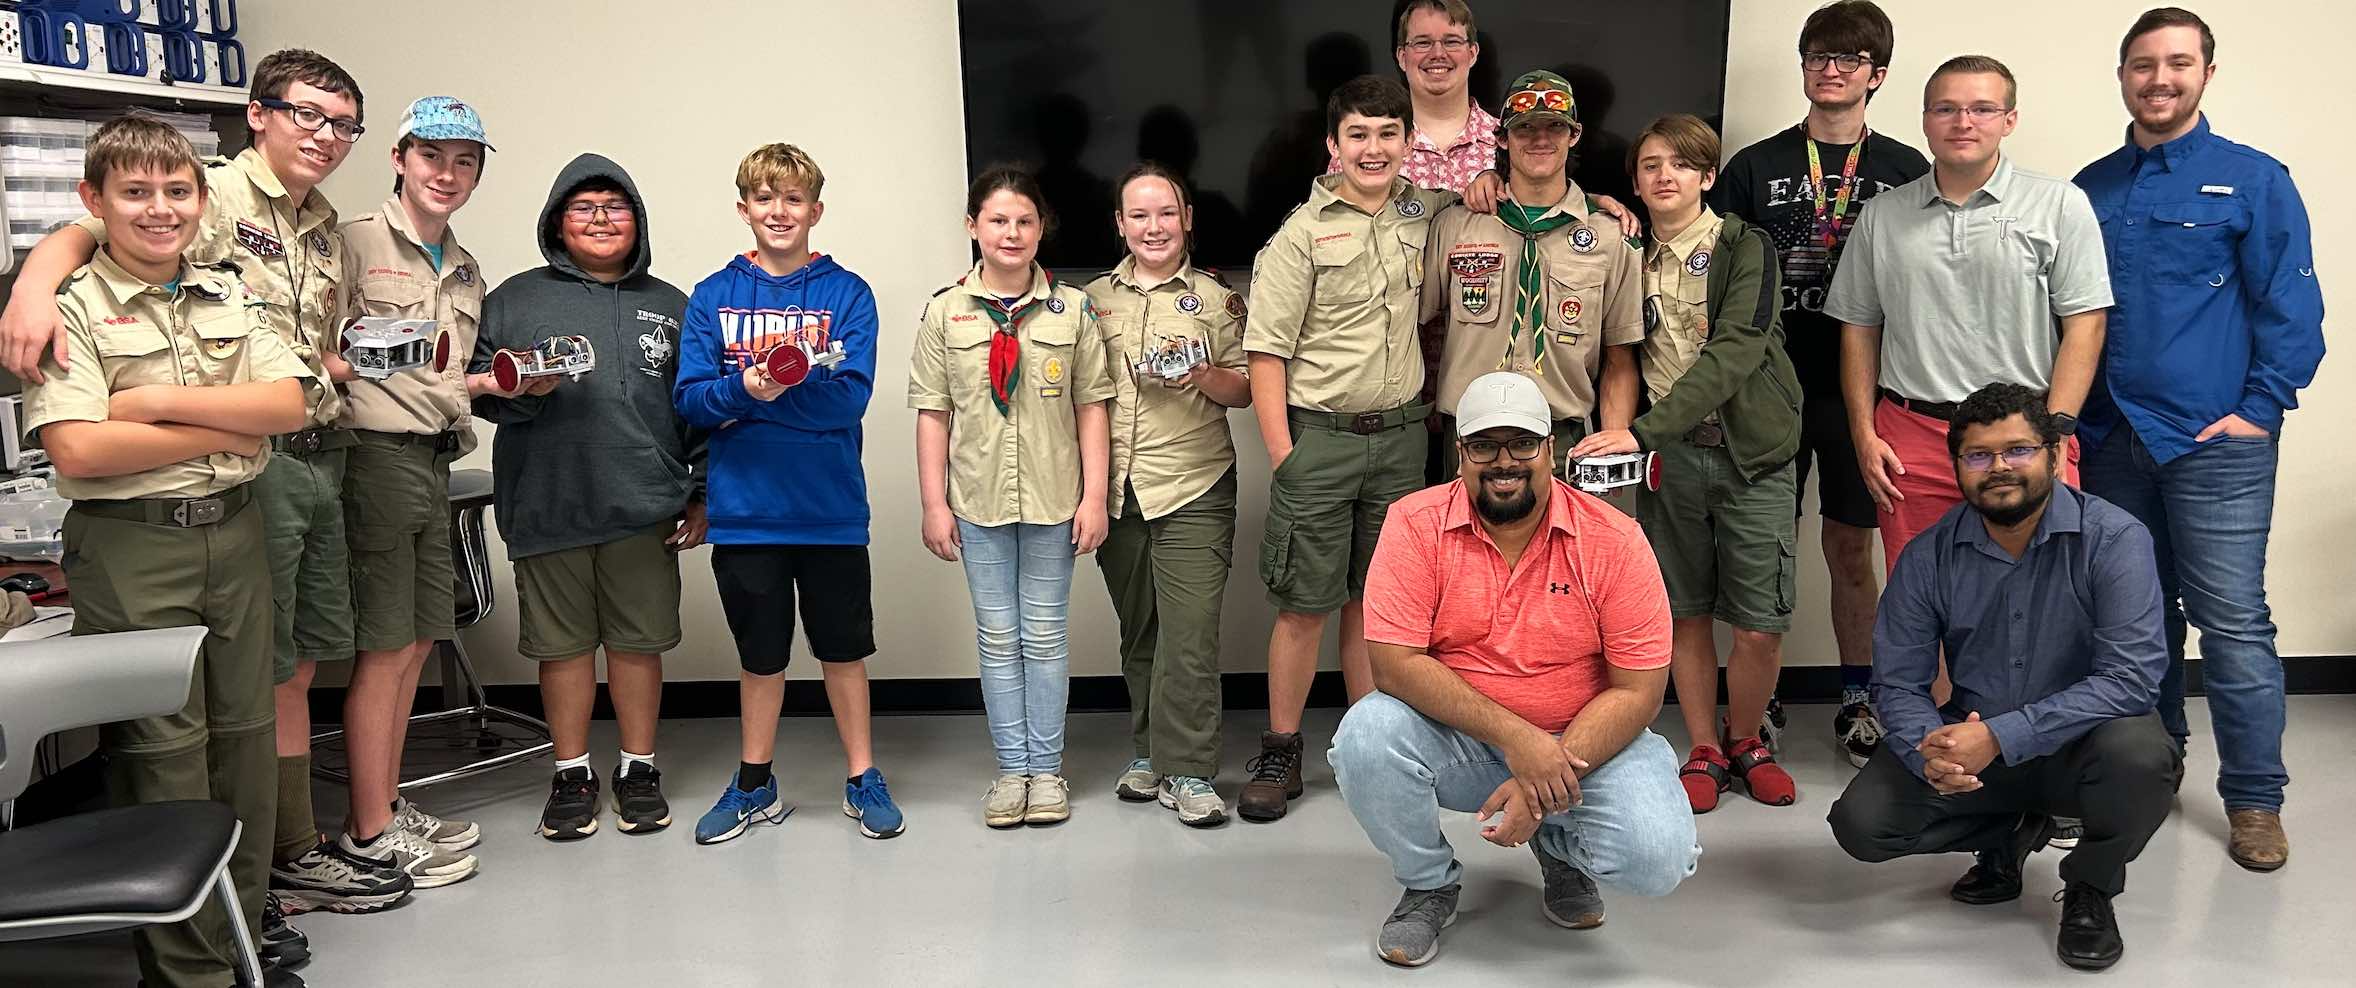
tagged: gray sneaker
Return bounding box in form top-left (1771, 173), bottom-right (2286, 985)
top-left (1376, 884), bottom-right (1460, 967)
top-left (1157, 775), bottom-right (1227, 828)
top-left (1532, 844), bottom-right (1605, 929)
top-left (392, 797), bottom-right (481, 852)
top-left (1114, 759), bottom-right (1159, 802)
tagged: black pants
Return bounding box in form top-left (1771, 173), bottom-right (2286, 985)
top-left (1828, 713), bottom-right (2181, 896)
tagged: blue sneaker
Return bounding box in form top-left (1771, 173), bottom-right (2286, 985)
top-left (693, 773), bottom-right (790, 845)
top-left (842, 767), bottom-right (905, 839)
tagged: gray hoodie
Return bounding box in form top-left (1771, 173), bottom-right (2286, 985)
top-left (470, 154), bottom-right (701, 560)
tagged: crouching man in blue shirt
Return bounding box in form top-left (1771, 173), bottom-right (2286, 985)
top-left (1828, 383), bottom-right (2181, 974)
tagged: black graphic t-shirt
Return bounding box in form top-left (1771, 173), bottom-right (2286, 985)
top-left (1711, 126), bottom-right (1930, 397)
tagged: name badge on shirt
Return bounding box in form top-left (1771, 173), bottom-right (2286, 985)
top-left (2200, 185), bottom-right (2235, 196)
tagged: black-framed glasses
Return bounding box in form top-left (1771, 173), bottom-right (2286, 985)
top-left (1802, 51), bottom-right (1874, 73)
top-left (564, 202), bottom-right (635, 223)
top-left (1461, 436), bottom-right (1546, 464)
top-left (254, 98), bottom-right (364, 143)
top-left (1402, 37), bottom-right (1471, 54)
top-left (1955, 443), bottom-right (2052, 471)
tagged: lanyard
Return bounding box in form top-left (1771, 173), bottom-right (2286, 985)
top-left (1802, 122), bottom-right (1866, 248)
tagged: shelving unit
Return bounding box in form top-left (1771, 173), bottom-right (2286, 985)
top-left (0, 61), bottom-right (245, 107)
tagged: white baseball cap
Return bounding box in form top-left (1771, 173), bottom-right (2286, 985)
top-left (1455, 372), bottom-right (1551, 438)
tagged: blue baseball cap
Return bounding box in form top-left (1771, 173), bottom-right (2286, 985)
top-left (396, 96), bottom-right (494, 151)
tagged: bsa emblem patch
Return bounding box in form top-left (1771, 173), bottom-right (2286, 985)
top-left (1571, 226), bottom-right (1598, 253)
top-left (1687, 250), bottom-right (1712, 276)
top-left (1043, 356), bottom-right (1066, 385)
top-left (1225, 293), bottom-right (1247, 319)
top-left (1045, 297), bottom-right (1066, 314)
top-left (1459, 278), bottom-right (1491, 314)
top-left (234, 220), bottom-right (285, 258)
top-left (1396, 197), bottom-right (1425, 219)
top-left (1176, 292), bottom-right (1202, 315)
top-left (1448, 250), bottom-right (1503, 279)
top-left (308, 232), bottom-right (332, 258)
top-left (1560, 297), bottom-right (1582, 325)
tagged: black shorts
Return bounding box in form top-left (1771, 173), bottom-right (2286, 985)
top-left (1793, 394), bottom-right (1880, 530)
top-left (711, 544), bottom-right (876, 675)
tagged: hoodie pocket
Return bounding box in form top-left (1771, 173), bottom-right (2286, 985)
top-left (707, 431), bottom-right (867, 529)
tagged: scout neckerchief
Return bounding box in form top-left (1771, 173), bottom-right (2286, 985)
top-left (1802, 121), bottom-right (1865, 250)
top-left (979, 288), bottom-right (1046, 417)
top-left (1497, 199), bottom-right (1579, 372)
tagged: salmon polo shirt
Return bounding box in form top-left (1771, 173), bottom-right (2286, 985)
top-left (1365, 477), bottom-right (1673, 733)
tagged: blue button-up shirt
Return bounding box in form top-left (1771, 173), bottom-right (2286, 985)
top-left (1871, 485), bottom-right (2166, 776)
top-left (2073, 116), bottom-right (2326, 464)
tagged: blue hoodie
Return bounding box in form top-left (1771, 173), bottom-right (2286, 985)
top-left (674, 253), bottom-right (877, 545)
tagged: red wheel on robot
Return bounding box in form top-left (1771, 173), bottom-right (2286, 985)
top-left (492, 349), bottom-right (522, 393)
top-left (433, 330), bottom-right (453, 373)
top-left (1643, 451), bottom-right (1662, 491)
top-left (762, 343), bottom-right (811, 388)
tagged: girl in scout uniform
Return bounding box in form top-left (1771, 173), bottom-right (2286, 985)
top-left (910, 166), bottom-right (1115, 829)
top-left (1083, 163), bottom-right (1252, 828)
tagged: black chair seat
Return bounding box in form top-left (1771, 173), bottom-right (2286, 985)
top-left (0, 800), bottom-right (235, 924)
top-left (448, 468), bottom-right (493, 510)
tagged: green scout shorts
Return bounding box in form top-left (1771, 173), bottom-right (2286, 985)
top-left (259, 443), bottom-right (355, 682)
top-left (343, 431), bottom-right (460, 652)
top-left (1259, 406), bottom-right (1430, 614)
top-left (513, 524), bottom-right (683, 661)
top-left (1635, 439), bottom-right (1797, 632)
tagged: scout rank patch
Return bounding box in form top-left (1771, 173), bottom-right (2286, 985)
top-left (1686, 250), bottom-right (1712, 276)
top-left (1571, 226), bottom-right (1598, 253)
top-left (1450, 249), bottom-right (1502, 316)
top-left (1041, 354), bottom-right (1065, 398)
top-left (235, 220), bottom-right (284, 258)
top-left (1560, 297), bottom-right (1582, 327)
top-left (1176, 292), bottom-right (1202, 315)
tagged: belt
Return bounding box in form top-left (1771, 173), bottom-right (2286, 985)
top-left (1684, 422), bottom-right (1726, 448)
top-left (1879, 389), bottom-right (1958, 423)
top-left (74, 483), bottom-right (254, 528)
top-left (272, 427), bottom-right (356, 456)
top-left (1288, 403), bottom-right (1432, 436)
top-left (359, 429), bottom-right (463, 454)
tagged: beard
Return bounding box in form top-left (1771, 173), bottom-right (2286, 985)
top-left (1473, 464), bottom-right (1539, 525)
top-left (2134, 82), bottom-right (2203, 134)
top-left (1970, 472), bottom-right (2052, 527)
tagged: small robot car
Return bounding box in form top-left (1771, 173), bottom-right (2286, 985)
top-left (340, 317), bottom-right (451, 380)
top-left (1567, 451), bottom-right (1660, 495)
top-left (758, 338), bottom-right (849, 388)
top-left (490, 335), bottom-right (597, 393)
top-left (1133, 337), bottom-right (1211, 381)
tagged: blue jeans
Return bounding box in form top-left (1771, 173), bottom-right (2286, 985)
top-left (1330, 692), bottom-right (1700, 894)
top-left (2082, 424), bottom-right (2286, 812)
top-left (958, 519), bottom-right (1076, 776)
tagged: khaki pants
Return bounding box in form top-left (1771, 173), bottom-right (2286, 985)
top-left (1096, 471), bottom-right (1236, 779)
top-left (63, 492), bottom-right (275, 988)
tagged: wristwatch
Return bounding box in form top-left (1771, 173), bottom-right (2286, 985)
top-left (2050, 412), bottom-right (2079, 437)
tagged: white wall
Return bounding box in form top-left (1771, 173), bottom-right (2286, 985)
top-left (239, 0), bottom-right (2350, 688)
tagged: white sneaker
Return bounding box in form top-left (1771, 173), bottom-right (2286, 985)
top-left (342, 826), bottom-right (478, 889)
top-left (1114, 759), bottom-right (1159, 802)
top-left (983, 774), bottom-right (1029, 829)
top-left (1024, 773), bottom-right (1071, 825)
top-left (1158, 775), bottom-right (1228, 828)
top-left (393, 797), bottom-right (481, 851)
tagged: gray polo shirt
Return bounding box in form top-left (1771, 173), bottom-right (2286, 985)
top-left (1824, 154), bottom-right (2113, 403)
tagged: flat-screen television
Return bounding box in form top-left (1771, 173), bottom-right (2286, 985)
top-left (958, 0), bottom-right (1732, 273)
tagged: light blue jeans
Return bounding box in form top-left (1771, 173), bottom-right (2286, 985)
top-left (958, 519), bottom-right (1075, 776)
top-left (1331, 692), bottom-right (1700, 894)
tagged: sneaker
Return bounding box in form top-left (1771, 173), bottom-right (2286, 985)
top-left (1024, 773), bottom-right (1072, 825)
top-left (612, 763), bottom-right (672, 834)
top-left (259, 892), bottom-right (309, 970)
top-left (842, 767), bottom-right (906, 839)
top-left (1114, 758), bottom-right (1159, 802)
top-left (694, 772), bottom-right (790, 845)
top-left (342, 828), bottom-right (477, 889)
top-left (1833, 701), bottom-right (1885, 768)
top-left (269, 839), bottom-right (412, 914)
top-left (1237, 730), bottom-right (1305, 822)
top-left (1763, 695), bottom-right (1787, 752)
top-left (538, 767), bottom-right (600, 841)
top-left (1727, 737), bottom-right (1797, 806)
top-left (1679, 745), bottom-right (1733, 814)
top-left (2047, 816), bottom-right (2084, 850)
top-left (392, 797), bottom-right (480, 852)
top-left (1376, 884), bottom-right (1461, 967)
top-left (2056, 883), bottom-right (2124, 970)
top-left (1531, 843), bottom-right (1605, 929)
top-left (1158, 775), bottom-right (1228, 828)
top-left (984, 774), bottom-right (1030, 828)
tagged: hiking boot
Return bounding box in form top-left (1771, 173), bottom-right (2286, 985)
top-left (1237, 731), bottom-right (1304, 822)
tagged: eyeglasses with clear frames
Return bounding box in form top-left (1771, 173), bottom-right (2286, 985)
top-left (564, 202), bottom-right (635, 223)
top-left (1925, 103), bottom-right (2013, 122)
top-left (1801, 51), bottom-right (1873, 73)
top-left (1460, 436), bottom-right (1546, 464)
top-left (1955, 444), bottom-right (2052, 471)
top-left (253, 99), bottom-right (364, 143)
top-left (1402, 37), bottom-right (1471, 54)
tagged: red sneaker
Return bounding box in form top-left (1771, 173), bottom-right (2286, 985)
top-left (1679, 745), bottom-right (1732, 813)
top-left (1728, 737), bottom-right (1797, 806)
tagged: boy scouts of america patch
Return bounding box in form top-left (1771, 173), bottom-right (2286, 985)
top-left (1571, 227), bottom-right (1598, 253)
top-left (1687, 250), bottom-right (1711, 276)
top-left (1045, 297), bottom-right (1066, 314)
top-left (1176, 292), bottom-right (1202, 315)
top-left (234, 220), bottom-right (285, 258)
top-left (1225, 294), bottom-right (1246, 319)
top-left (1448, 251), bottom-right (1502, 280)
top-left (1397, 197), bottom-right (1425, 218)
top-left (1460, 279), bottom-right (1491, 314)
top-left (1560, 297), bottom-right (1582, 325)
top-left (309, 232), bottom-right (332, 258)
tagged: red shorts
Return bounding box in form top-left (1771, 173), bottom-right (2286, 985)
top-left (1874, 398), bottom-right (2077, 575)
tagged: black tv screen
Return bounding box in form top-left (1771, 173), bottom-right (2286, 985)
top-left (957, 0), bottom-right (1732, 273)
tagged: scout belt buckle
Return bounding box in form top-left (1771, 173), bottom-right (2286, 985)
top-left (1351, 412), bottom-right (1387, 435)
top-left (434, 431), bottom-right (462, 453)
top-left (171, 497), bottom-right (227, 527)
top-left (1686, 422), bottom-right (1726, 447)
top-left (281, 429), bottom-right (327, 455)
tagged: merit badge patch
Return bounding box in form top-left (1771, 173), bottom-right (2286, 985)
top-left (1686, 250), bottom-right (1712, 276)
top-left (1045, 297), bottom-right (1066, 314)
top-left (1043, 355), bottom-right (1066, 385)
top-left (1225, 293), bottom-right (1247, 319)
top-left (1448, 250), bottom-right (1503, 279)
top-left (1459, 278), bottom-right (1491, 315)
top-left (1560, 297), bottom-right (1582, 326)
top-left (1571, 226), bottom-right (1598, 253)
top-left (234, 220), bottom-right (284, 258)
top-left (1176, 292), bottom-right (1203, 315)
top-left (1396, 197), bottom-right (1425, 219)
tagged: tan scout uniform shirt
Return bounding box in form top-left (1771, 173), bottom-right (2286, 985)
top-left (908, 263), bottom-right (1117, 527)
top-left (1641, 209), bottom-right (1725, 405)
top-left (336, 198), bottom-right (483, 436)
top-left (1084, 258), bottom-right (1248, 521)
top-left (1423, 183), bottom-right (1645, 419)
top-left (1244, 176), bottom-right (1454, 413)
top-left (24, 250), bottom-right (315, 500)
top-left (74, 148), bottom-right (345, 427)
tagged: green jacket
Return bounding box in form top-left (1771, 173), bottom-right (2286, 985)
top-left (1629, 213), bottom-right (1802, 483)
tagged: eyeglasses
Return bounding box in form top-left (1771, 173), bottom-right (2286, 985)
top-left (1801, 51), bottom-right (1874, 73)
top-left (254, 99), bottom-right (364, 143)
top-left (564, 202), bottom-right (635, 223)
top-left (1925, 103), bottom-right (2013, 122)
top-left (1955, 444), bottom-right (2051, 471)
top-left (1460, 436), bottom-right (1546, 463)
top-left (1401, 37), bottom-right (1471, 54)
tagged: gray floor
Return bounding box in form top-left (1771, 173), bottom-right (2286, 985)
top-left (9, 697), bottom-right (2354, 986)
